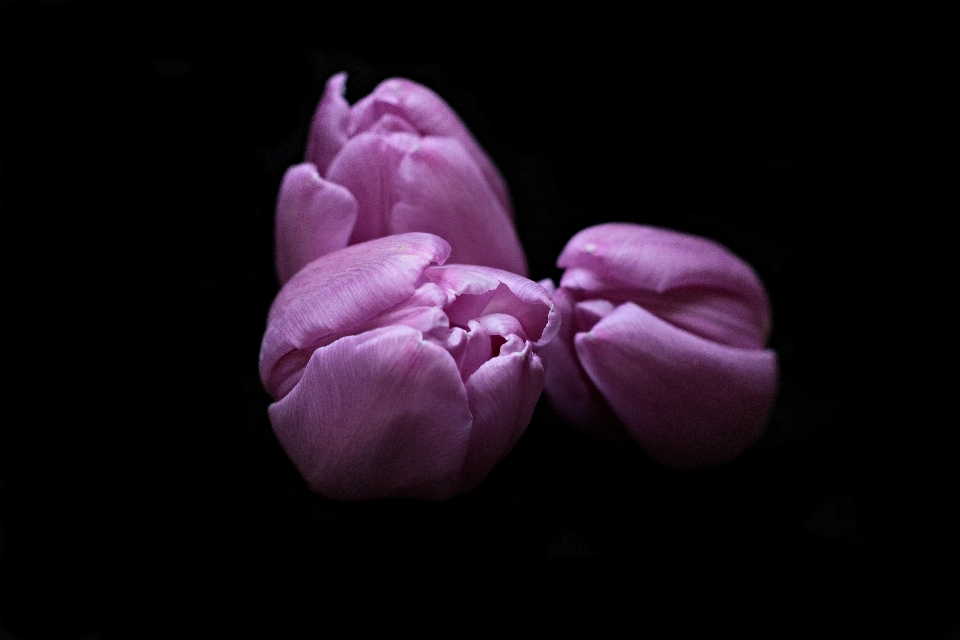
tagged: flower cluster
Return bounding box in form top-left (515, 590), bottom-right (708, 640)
top-left (260, 74), bottom-right (778, 500)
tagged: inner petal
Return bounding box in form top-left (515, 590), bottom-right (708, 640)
top-left (473, 312), bottom-right (527, 343)
top-left (366, 113), bottom-right (419, 137)
top-left (574, 298), bottom-right (616, 333)
top-left (455, 319), bottom-right (492, 382)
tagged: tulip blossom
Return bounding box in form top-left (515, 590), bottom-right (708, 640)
top-left (259, 233), bottom-right (558, 501)
top-left (274, 72), bottom-right (527, 284)
top-left (539, 223), bottom-right (778, 467)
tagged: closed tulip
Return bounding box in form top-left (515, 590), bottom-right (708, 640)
top-left (539, 223), bottom-right (778, 467)
top-left (274, 72), bottom-right (527, 284)
top-left (259, 233), bottom-right (558, 501)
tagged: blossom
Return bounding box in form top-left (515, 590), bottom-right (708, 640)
top-left (539, 223), bottom-right (778, 467)
top-left (259, 233), bottom-right (558, 500)
top-left (274, 73), bottom-right (527, 284)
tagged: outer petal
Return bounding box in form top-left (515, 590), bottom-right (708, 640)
top-left (305, 72), bottom-right (351, 175)
top-left (575, 301), bottom-right (778, 467)
top-left (349, 77), bottom-right (512, 216)
top-left (274, 163), bottom-right (358, 285)
top-left (458, 342), bottom-right (545, 493)
top-left (425, 264), bottom-right (558, 345)
top-left (259, 233), bottom-right (451, 399)
top-left (268, 325), bottom-right (473, 501)
top-left (537, 282), bottom-right (624, 437)
top-left (390, 137), bottom-right (528, 276)
top-left (558, 223), bottom-right (772, 347)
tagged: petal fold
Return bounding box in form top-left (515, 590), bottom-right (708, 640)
top-left (426, 264), bottom-right (558, 345)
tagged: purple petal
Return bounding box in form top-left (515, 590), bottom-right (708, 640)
top-left (325, 131), bottom-right (420, 245)
top-left (349, 77), bottom-right (513, 216)
top-left (575, 301), bottom-right (778, 467)
top-left (572, 298), bottom-right (616, 333)
top-left (305, 72), bottom-right (351, 175)
top-left (274, 163), bottom-right (358, 285)
top-left (268, 325), bottom-right (473, 501)
top-left (452, 320), bottom-right (493, 382)
top-left (259, 233), bottom-right (451, 399)
top-left (537, 282), bottom-right (624, 437)
top-left (459, 342), bottom-right (545, 493)
top-left (474, 312), bottom-right (527, 343)
top-left (557, 223), bottom-right (772, 347)
top-left (390, 136), bottom-right (527, 275)
top-left (425, 264), bottom-right (558, 345)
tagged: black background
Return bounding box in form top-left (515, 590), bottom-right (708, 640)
top-left (1, 2), bottom-right (955, 638)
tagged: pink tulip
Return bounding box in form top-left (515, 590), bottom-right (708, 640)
top-left (259, 233), bottom-right (558, 501)
top-left (274, 73), bottom-right (527, 285)
top-left (539, 223), bottom-right (778, 467)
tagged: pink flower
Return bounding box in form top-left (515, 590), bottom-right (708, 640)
top-left (539, 223), bottom-right (778, 467)
top-left (274, 73), bottom-right (527, 285)
top-left (259, 233), bottom-right (558, 501)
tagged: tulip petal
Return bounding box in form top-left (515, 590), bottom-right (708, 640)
top-left (573, 298), bottom-right (616, 333)
top-left (305, 72), bottom-right (351, 175)
top-left (356, 111), bottom-right (419, 138)
top-left (390, 136), bottom-right (528, 275)
top-left (459, 342), bottom-right (545, 493)
top-left (274, 163), bottom-right (359, 285)
top-left (455, 320), bottom-right (494, 382)
top-left (558, 223), bottom-right (772, 347)
top-left (259, 233), bottom-right (451, 399)
top-left (350, 77), bottom-right (513, 216)
top-left (425, 264), bottom-right (558, 345)
top-left (575, 301), bottom-right (778, 466)
top-left (268, 325), bottom-right (473, 501)
top-left (325, 131), bottom-right (420, 245)
top-left (537, 282), bottom-right (624, 437)
top-left (474, 312), bottom-right (527, 343)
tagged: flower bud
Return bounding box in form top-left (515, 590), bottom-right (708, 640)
top-left (539, 223), bottom-right (778, 466)
top-left (259, 233), bottom-right (558, 500)
top-left (274, 73), bottom-right (527, 284)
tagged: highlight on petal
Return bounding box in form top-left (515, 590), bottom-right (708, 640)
top-left (558, 223), bottom-right (772, 344)
top-left (268, 325), bottom-right (473, 501)
top-left (274, 163), bottom-right (358, 285)
top-left (459, 342), bottom-right (545, 493)
top-left (574, 301), bottom-right (778, 467)
top-left (259, 233), bottom-right (451, 399)
top-left (305, 72), bottom-right (351, 175)
top-left (390, 136), bottom-right (527, 275)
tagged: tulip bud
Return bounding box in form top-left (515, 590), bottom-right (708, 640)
top-left (259, 233), bottom-right (558, 501)
top-left (274, 73), bottom-right (527, 285)
top-left (539, 223), bottom-right (778, 467)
